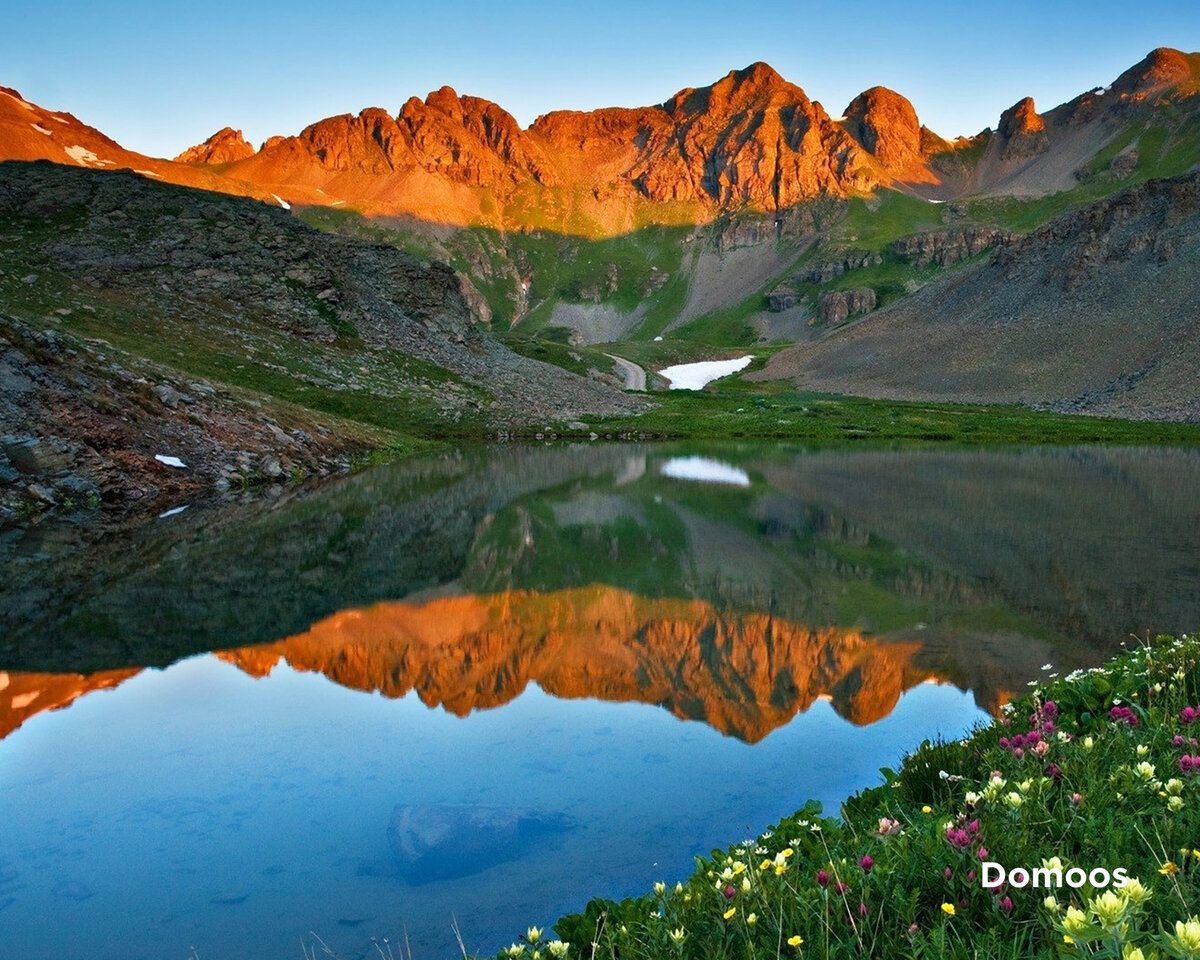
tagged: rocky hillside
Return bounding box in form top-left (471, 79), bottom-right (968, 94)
top-left (755, 170), bottom-right (1200, 420)
top-left (933, 48), bottom-right (1200, 198)
top-left (0, 161), bottom-right (641, 520)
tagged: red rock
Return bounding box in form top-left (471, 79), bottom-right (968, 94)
top-left (842, 86), bottom-right (924, 172)
top-left (175, 127), bottom-right (255, 164)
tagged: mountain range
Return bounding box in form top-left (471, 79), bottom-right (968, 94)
top-left (4, 49), bottom-right (1199, 232)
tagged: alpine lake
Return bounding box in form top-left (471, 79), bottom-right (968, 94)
top-left (3, 441), bottom-right (1199, 960)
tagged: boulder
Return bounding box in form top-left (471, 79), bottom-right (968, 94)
top-left (891, 227), bottom-right (1015, 267)
top-left (387, 803), bottom-right (572, 884)
top-left (2, 436), bottom-right (75, 476)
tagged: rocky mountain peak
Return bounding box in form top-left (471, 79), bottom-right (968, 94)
top-left (175, 126), bottom-right (255, 165)
top-left (996, 96), bottom-right (1048, 160)
top-left (842, 86), bottom-right (923, 171)
top-left (667, 61), bottom-right (808, 117)
top-left (998, 97), bottom-right (1045, 137)
top-left (423, 85), bottom-right (466, 118)
top-left (1111, 47), bottom-right (1196, 100)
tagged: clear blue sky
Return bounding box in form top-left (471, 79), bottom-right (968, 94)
top-left (5, 0), bottom-right (1199, 159)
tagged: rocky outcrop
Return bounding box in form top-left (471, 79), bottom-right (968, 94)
top-left (799, 250), bottom-right (882, 284)
top-left (1110, 47), bottom-right (1198, 102)
top-left (0, 314), bottom-right (357, 518)
top-left (997, 97), bottom-right (1048, 160)
top-left (842, 86), bottom-right (924, 171)
top-left (891, 227), bottom-right (1015, 267)
top-left (767, 286), bottom-right (803, 312)
top-left (818, 287), bottom-right (876, 324)
top-left (175, 127), bottom-right (255, 165)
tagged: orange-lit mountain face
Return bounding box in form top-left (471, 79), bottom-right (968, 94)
top-left (0, 666), bottom-right (140, 740)
top-left (0, 86), bottom-right (273, 206)
top-left (5, 49), bottom-right (1197, 233)
top-left (0, 585), bottom-right (952, 746)
top-left (218, 586), bottom-right (938, 741)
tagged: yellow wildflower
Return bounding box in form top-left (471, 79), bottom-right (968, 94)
top-left (1170, 917), bottom-right (1200, 955)
top-left (723, 907), bottom-right (736, 920)
top-left (941, 903), bottom-right (955, 917)
top-left (1063, 906), bottom-right (1089, 936)
top-left (1160, 861), bottom-right (1180, 875)
top-left (787, 935), bottom-right (804, 947)
top-left (922, 805), bottom-right (932, 814)
top-left (1120, 877), bottom-right (1151, 905)
top-left (1089, 890), bottom-right (1126, 930)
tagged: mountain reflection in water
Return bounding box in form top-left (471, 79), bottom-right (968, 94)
top-left (2, 443), bottom-right (1200, 959)
top-left (3, 443), bottom-right (1199, 741)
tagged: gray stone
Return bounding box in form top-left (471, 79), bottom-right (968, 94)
top-left (387, 804), bottom-right (572, 885)
top-left (151, 383), bottom-right (182, 408)
top-left (26, 483), bottom-right (56, 504)
top-left (2, 437), bottom-right (74, 476)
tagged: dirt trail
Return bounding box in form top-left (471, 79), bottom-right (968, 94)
top-left (605, 354), bottom-right (647, 391)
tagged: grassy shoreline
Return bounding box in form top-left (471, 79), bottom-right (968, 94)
top-left (490, 636), bottom-right (1200, 960)
top-left (568, 389), bottom-right (1200, 447)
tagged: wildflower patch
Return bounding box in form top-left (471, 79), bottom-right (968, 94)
top-left (508, 635), bottom-right (1200, 960)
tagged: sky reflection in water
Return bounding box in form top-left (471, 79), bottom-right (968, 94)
top-left (0, 655), bottom-right (982, 960)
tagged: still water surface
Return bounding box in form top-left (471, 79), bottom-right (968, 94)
top-left (2, 442), bottom-right (1199, 959)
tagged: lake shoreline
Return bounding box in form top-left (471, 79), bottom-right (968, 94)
top-left (493, 635), bottom-right (1200, 960)
top-left (8, 386), bottom-right (1200, 531)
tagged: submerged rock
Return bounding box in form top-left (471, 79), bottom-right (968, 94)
top-left (387, 803), bottom-right (572, 884)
